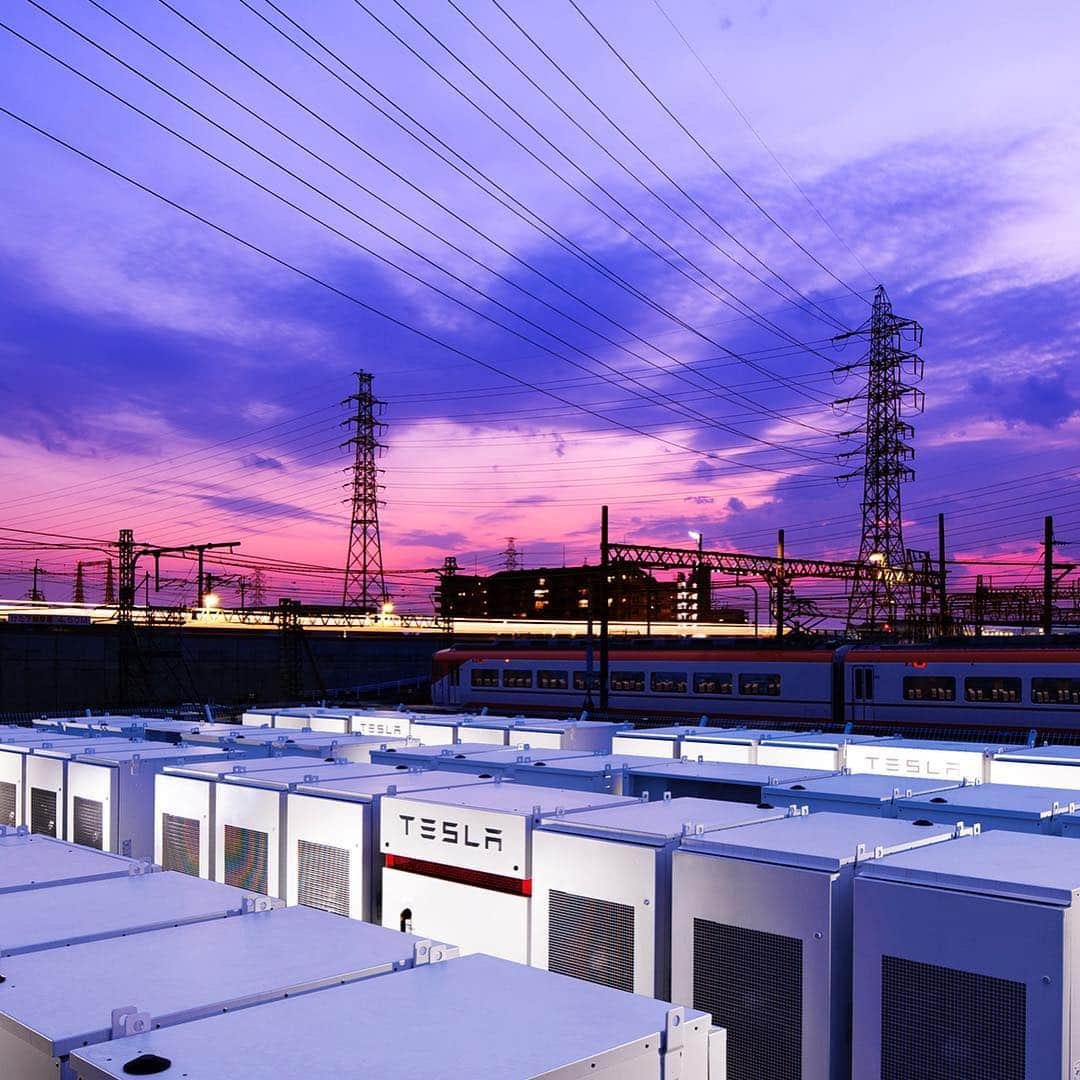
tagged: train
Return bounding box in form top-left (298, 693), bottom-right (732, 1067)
top-left (431, 643), bottom-right (1080, 734)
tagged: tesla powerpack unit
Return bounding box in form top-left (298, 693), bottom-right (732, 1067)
top-left (240, 707), bottom-right (276, 726)
top-left (270, 708), bottom-right (349, 731)
top-left (628, 758), bottom-right (836, 804)
top-left (134, 719), bottom-right (239, 744)
top-left (70, 952), bottom-right (719, 1080)
top-left (380, 782), bottom-right (636, 963)
top-left (513, 753), bottom-right (674, 795)
top-left (65, 746), bottom-right (233, 859)
top-left (401, 746), bottom-right (593, 781)
top-left (991, 743), bottom-right (1080, 788)
top-left (200, 728), bottom-right (413, 762)
top-left (533, 796), bottom-right (797, 1000)
top-left (894, 781), bottom-right (1078, 835)
top-left (757, 733), bottom-right (891, 771)
top-left (215, 762), bottom-right (397, 897)
top-left (0, 905), bottom-right (455, 1080)
top-left (24, 739), bottom-right (151, 838)
top-left (409, 715), bottom-right (463, 744)
top-left (369, 741), bottom-right (510, 769)
top-left (346, 709), bottom-right (413, 739)
top-left (154, 753), bottom-right (323, 880)
top-left (672, 813), bottom-right (962, 1080)
top-left (845, 738), bottom-right (1018, 784)
top-left (286, 769), bottom-right (496, 922)
top-left (762, 773), bottom-right (965, 819)
top-left (0, 831), bottom-right (143, 895)
top-left (610, 724), bottom-right (713, 759)
top-left (458, 715), bottom-right (533, 745)
top-left (508, 720), bottom-right (626, 753)
top-left (0, 869), bottom-right (274, 958)
top-left (680, 728), bottom-right (800, 764)
top-left (853, 830), bottom-right (1080, 1079)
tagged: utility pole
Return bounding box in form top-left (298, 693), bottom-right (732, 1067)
top-left (599, 506), bottom-right (610, 714)
top-left (1043, 515), bottom-right (1055, 637)
top-left (74, 562), bottom-right (86, 604)
top-left (502, 538), bottom-right (521, 571)
top-left (937, 513), bottom-right (949, 637)
top-left (775, 529), bottom-right (785, 643)
top-left (434, 556), bottom-right (458, 634)
top-left (104, 560), bottom-right (115, 605)
top-left (835, 286), bottom-right (924, 635)
top-left (342, 371), bottom-right (388, 612)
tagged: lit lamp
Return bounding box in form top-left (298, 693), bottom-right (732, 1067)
top-left (202, 592), bottom-right (220, 609)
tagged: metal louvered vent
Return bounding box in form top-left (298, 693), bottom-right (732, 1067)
top-left (223, 824), bottom-right (268, 895)
top-left (881, 956), bottom-right (1026, 1079)
top-left (548, 889), bottom-right (635, 993)
top-left (0, 781), bottom-right (15, 828)
top-left (693, 918), bottom-right (803, 1080)
top-left (296, 839), bottom-right (351, 917)
top-left (30, 788), bottom-right (57, 837)
top-left (161, 813), bottom-right (201, 877)
top-left (72, 796), bottom-right (104, 850)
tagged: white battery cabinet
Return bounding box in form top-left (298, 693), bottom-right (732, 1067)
top-left (845, 737), bottom-right (1017, 783)
top-left (394, 746), bottom-right (592, 781)
top-left (991, 743), bottom-right (1080, 788)
top-left (757, 733), bottom-right (890, 771)
top-left (533, 797), bottom-right (797, 999)
top-left (0, 832), bottom-right (141, 895)
top-left (762, 773), bottom-right (964, 819)
top-left (286, 769), bottom-right (496, 922)
top-left (629, 758), bottom-right (836, 804)
top-left (70, 952), bottom-right (716, 1080)
top-left (369, 740), bottom-right (512, 768)
top-left (458, 715), bottom-right (533, 745)
top-left (135, 720), bottom-right (239, 744)
top-left (610, 724), bottom-right (712, 759)
top-left (681, 728), bottom-right (800, 764)
top-left (205, 728), bottom-right (412, 761)
top-left (65, 746), bottom-right (233, 859)
top-left (672, 813), bottom-right (962, 1080)
top-left (24, 739), bottom-right (151, 838)
top-left (0, 869), bottom-right (274, 958)
top-left (511, 720), bottom-right (626, 753)
top-left (346, 709), bottom-right (413, 739)
top-left (0, 905), bottom-right (454, 1080)
top-left (409, 715), bottom-right (463, 744)
top-left (895, 781), bottom-right (1079, 835)
top-left (853, 831), bottom-right (1080, 1079)
top-left (514, 753), bottom-right (674, 795)
top-left (214, 762), bottom-right (397, 897)
top-left (380, 783), bottom-right (637, 963)
top-left (154, 754), bottom-right (322, 880)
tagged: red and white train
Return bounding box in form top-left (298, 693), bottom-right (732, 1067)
top-left (431, 644), bottom-right (1080, 733)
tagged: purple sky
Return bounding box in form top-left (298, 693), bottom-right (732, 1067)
top-left (1, 0), bottom-right (1079, 607)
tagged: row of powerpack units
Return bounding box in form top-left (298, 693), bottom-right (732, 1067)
top-left (0, 830), bottom-right (724, 1079)
top-left (160, 738), bottom-right (1080, 1079)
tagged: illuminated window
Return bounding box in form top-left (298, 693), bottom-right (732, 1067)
top-left (693, 673), bottom-right (733, 695)
top-left (1031, 677), bottom-right (1080, 705)
top-left (902, 676), bottom-right (955, 702)
top-left (502, 668), bottom-right (534, 689)
top-left (964, 676), bottom-right (1021, 703)
top-left (738, 673), bottom-right (781, 697)
top-left (470, 669), bottom-right (499, 688)
top-left (573, 671), bottom-right (601, 691)
top-left (610, 670), bottom-right (645, 693)
top-left (537, 670), bottom-right (568, 690)
top-left (650, 671), bottom-right (688, 694)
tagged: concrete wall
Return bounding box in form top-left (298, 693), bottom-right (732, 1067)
top-left (0, 623), bottom-right (439, 711)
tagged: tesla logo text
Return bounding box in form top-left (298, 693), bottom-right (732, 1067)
top-left (398, 814), bottom-right (502, 851)
top-left (860, 755), bottom-right (965, 778)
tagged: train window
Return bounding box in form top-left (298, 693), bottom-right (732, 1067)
top-left (650, 672), bottom-right (688, 694)
top-left (470, 669), bottom-right (499, 688)
top-left (853, 668), bottom-right (874, 701)
top-left (502, 669), bottom-right (534, 689)
top-left (1031, 677), bottom-right (1080, 705)
top-left (537, 670), bottom-right (569, 691)
top-left (692, 673), bottom-right (733, 695)
top-left (964, 676), bottom-right (1021, 703)
top-left (573, 671), bottom-right (601, 692)
top-left (739, 673), bottom-right (781, 696)
top-left (610, 671), bottom-right (646, 693)
top-left (902, 676), bottom-right (956, 702)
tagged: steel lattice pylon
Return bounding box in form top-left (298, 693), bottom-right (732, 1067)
top-left (342, 371), bottom-right (387, 611)
top-left (835, 286), bottom-right (925, 633)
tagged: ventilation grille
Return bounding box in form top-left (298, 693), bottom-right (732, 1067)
top-left (548, 889), bottom-right (635, 993)
top-left (693, 918), bottom-right (803, 1080)
top-left (72, 796), bottom-right (104, 850)
top-left (0, 781), bottom-right (15, 828)
top-left (296, 839), bottom-right (351, 917)
top-left (223, 824), bottom-right (268, 895)
top-left (30, 787), bottom-right (57, 837)
top-left (161, 813), bottom-right (201, 877)
top-left (881, 956), bottom-right (1026, 1079)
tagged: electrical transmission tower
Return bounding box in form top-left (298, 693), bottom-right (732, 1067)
top-left (835, 286), bottom-right (925, 634)
top-left (502, 537), bottom-right (521, 571)
top-left (342, 371), bottom-right (387, 611)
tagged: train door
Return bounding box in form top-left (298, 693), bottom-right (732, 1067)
top-left (851, 665), bottom-right (875, 725)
